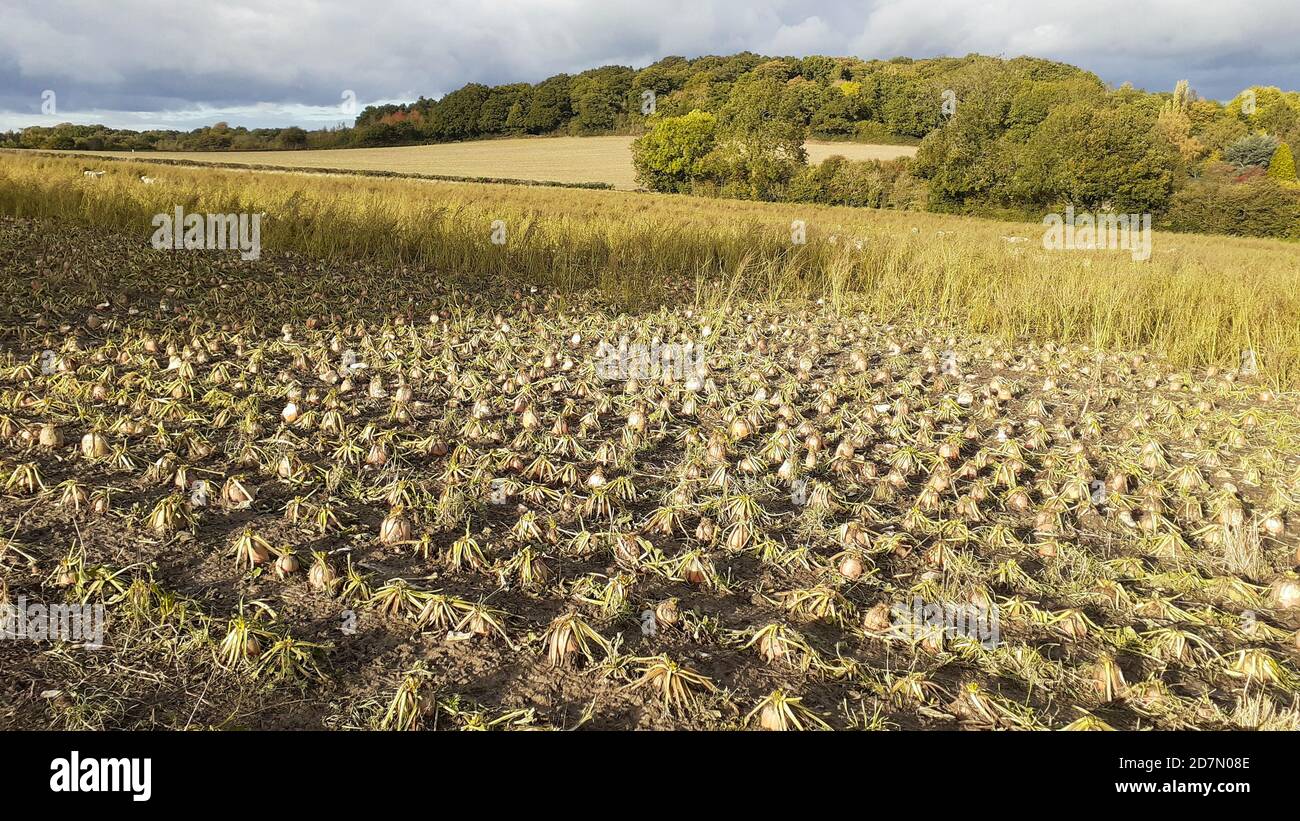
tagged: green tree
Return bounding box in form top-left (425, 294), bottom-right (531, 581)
top-left (504, 91), bottom-right (532, 133)
top-left (277, 126), bottom-right (308, 149)
top-left (631, 110), bottom-right (717, 192)
top-left (779, 77), bottom-right (833, 127)
top-left (704, 74), bottom-right (808, 200)
top-left (878, 74), bottom-right (941, 138)
top-left (1005, 76), bottom-right (1105, 140)
top-left (914, 99), bottom-right (1011, 204)
top-left (1225, 133), bottom-right (1280, 168)
top-left (426, 84), bottom-right (490, 141)
top-left (913, 69), bottom-right (1021, 204)
top-left (633, 56), bottom-right (693, 99)
top-left (788, 155), bottom-right (891, 208)
top-left (809, 89), bottom-right (865, 137)
top-left (1228, 86), bottom-right (1300, 131)
top-left (524, 75), bottom-right (573, 134)
top-left (1011, 101), bottom-right (1179, 212)
top-left (478, 84), bottom-right (529, 134)
top-left (1196, 115), bottom-right (1249, 154)
top-left (798, 55), bottom-right (838, 83)
top-left (570, 66), bottom-right (634, 134)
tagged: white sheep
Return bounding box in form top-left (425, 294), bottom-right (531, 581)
top-left (1000, 235), bottom-right (1029, 244)
top-left (139, 175), bottom-right (156, 184)
top-left (83, 170), bottom-right (105, 178)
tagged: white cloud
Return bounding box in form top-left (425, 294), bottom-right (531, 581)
top-left (0, 100), bottom-right (407, 132)
top-left (767, 17), bottom-right (835, 56)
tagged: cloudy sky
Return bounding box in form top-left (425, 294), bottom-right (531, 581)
top-left (3, 0), bottom-right (1298, 131)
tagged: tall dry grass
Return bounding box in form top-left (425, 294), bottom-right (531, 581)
top-left (4, 150), bottom-right (1300, 384)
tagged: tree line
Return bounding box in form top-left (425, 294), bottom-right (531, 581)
top-left (5, 52), bottom-right (1297, 239)
top-left (0, 121), bottom-right (354, 152)
top-left (0, 53), bottom-right (1044, 151)
top-left (632, 58), bottom-right (1300, 239)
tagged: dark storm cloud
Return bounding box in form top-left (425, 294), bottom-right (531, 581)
top-left (1, 0), bottom-right (1297, 130)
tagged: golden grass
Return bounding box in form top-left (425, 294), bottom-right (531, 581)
top-left (4, 149), bottom-right (1300, 384)
top-left (49, 137), bottom-right (916, 190)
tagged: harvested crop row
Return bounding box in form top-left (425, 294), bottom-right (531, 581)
top-left (2, 218), bottom-right (1299, 730)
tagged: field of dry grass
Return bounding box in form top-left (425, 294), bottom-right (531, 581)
top-left (49, 136), bottom-right (917, 190)
top-left (3, 150), bottom-right (1299, 384)
top-left (2, 149), bottom-right (1300, 732)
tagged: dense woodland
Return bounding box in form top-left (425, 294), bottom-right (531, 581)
top-left (5, 53), bottom-right (1298, 237)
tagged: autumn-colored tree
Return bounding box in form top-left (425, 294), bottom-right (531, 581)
top-left (1267, 141), bottom-right (1298, 183)
top-left (1155, 80), bottom-right (1206, 165)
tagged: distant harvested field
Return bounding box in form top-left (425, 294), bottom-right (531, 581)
top-left (804, 141), bottom-right (918, 165)
top-left (54, 136), bottom-right (917, 190)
